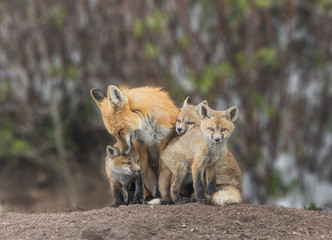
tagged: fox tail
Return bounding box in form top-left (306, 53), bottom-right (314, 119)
top-left (212, 186), bottom-right (242, 206)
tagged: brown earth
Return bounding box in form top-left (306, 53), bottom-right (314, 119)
top-left (1, 203), bottom-right (332, 239)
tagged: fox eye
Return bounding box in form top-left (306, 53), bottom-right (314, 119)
top-left (123, 161), bottom-right (131, 165)
top-left (209, 127), bottom-right (214, 131)
top-left (177, 119), bottom-right (181, 123)
top-left (221, 128), bottom-right (227, 132)
top-left (137, 159), bottom-right (140, 164)
top-left (187, 121), bottom-right (194, 125)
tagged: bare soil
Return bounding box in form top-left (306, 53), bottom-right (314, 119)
top-left (1, 203), bottom-right (331, 239)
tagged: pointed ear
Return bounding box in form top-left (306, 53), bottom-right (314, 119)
top-left (90, 88), bottom-right (106, 105)
top-left (107, 85), bottom-right (128, 109)
top-left (198, 103), bottom-right (214, 120)
top-left (106, 145), bottom-right (120, 158)
top-left (224, 106), bottom-right (238, 122)
top-left (195, 100), bottom-right (209, 115)
top-left (182, 96), bottom-right (191, 107)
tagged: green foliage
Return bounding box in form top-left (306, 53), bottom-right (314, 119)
top-left (315, 0), bottom-right (332, 17)
top-left (249, 90), bottom-right (278, 119)
top-left (177, 35), bottom-right (190, 48)
top-left (145, 10), bottom-right (165, 33)
top-left (133, 19), bottom-right (144, 37)
top-left (133, 10), bottom-right (166, 37)
top-left (314, 53), bottom-right (326, 69)
top-left (0, 118), bottom-right (31, 167)
top-left (263, 169), bottom-right (283, 197)
top-left (254, 0), bottom-right (270, 9)
top-left (53, 7), bottom-right (67, 28)
top-left (49, 63), bottom-right (82, 80)
top-left (263, 168), bottom-right (299, 197)
top-left (258, 47), bottom-right (277, 67)
top-left (189, 62), bottom-right (234, 97)
top-left (144, 42), bottom-right (159, 59)
top-left (249, 144), bottom-right (263, 165)
top-left (225, 0), bottom-right (251, 14)
top-left (66, 65), bottom-right (82, 80)
top-left (0, 81), bottom-right (11, 101)
top-left (307, 202), bottom-right (317, 210)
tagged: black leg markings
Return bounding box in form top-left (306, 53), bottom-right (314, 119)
top-left (113, 186), bottom-right (124, 207)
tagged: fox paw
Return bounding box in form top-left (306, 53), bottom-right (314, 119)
top-left (196, 197), bottom-right (212, 205)
top-left (174, 197), bottom-right (190, 204)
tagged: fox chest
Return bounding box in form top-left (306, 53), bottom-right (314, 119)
top-left (112, 173), bottom-right (134, 186)
top-left (135, 117), bottom-right (170, 145)
top-left (202, 149), bottom-right (224, 167)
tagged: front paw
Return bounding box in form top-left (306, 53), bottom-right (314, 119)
top-left (130, 198), bottom-right (142, 204)
top-left (174, 197), bottom-right (190, 204)
top-left (196, 197), bottom-right (211, 205)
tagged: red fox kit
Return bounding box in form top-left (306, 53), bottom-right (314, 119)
top-left (175, 97), bottom-right (242, 205)
top-left (91, 86), bottom-right (179, 201)
top-left (150, 103), bottom-right (239, 204)
top-left (175, 97), bottom-right (207, 136)
top-left (105, 145), bottom-right (143, 207)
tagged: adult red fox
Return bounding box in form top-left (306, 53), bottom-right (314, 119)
top-left (149, 103), bottom-right (240, 205)
top-left (91, 86), bottom-right (179, 200)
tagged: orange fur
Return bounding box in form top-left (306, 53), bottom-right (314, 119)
top-left (91, 85), bottom-right (180, 200)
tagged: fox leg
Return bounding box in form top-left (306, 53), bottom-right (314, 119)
top-left (121, 185), bottom-right (129, 205)
top-left (205, 166), bottom-right (216, 195)
top-left (157, 161), bottom-right (172, 204)
top-left (133, 176), bottom-right (143, 203)
top-left (170, 164), bottom-right (189, 203)
top-left (111, 181), bottom-right (124, 207)
top-left (136, 143), bottom-right (155, 202)
top-left (192, 162), bottom-right (209, 204)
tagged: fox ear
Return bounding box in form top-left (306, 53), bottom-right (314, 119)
top-left (198, 103), bottom-right (214, 120)
top-left (106, 145), bottom-right (120, 158)
top-left (107, 85), bottom-right (128, 109)
top-left (90, 88), bottom-right (106, 105)
top-left (195, 100), bottom-right (209, 115)
top-left (224, 106), bottom-right (238, 122)
top-left (182, 96), bottom-right (191, 107)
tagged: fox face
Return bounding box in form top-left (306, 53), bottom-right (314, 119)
top-left (198, 104), bottom-right (238, 144)
top-left (91, 86), bottom-right (140, 155)
top-left (106, 145), bottom-right (142, 176)
top-left (176, 97), bottom-right (208, 136)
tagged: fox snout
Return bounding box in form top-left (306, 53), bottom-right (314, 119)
top-left (118, 134), bottom-right (133, 156)
top-left (176, 127), bottom-right (186, 135)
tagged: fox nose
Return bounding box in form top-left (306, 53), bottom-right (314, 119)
top-left (214, 138), bottom-right (221, 143)
top-left (136, 169), bottom-right (142, 174)
top-left (177, 127), bottom-right (182, 132)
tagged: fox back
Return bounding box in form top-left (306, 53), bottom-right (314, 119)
top-left (91, 86), bottom-right (179, 154)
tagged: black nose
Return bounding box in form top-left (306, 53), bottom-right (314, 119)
top-left (137, 169), bottom-right (142, 174)
top-left (177, 128), bottom-right (182, 132)
top-left (214, 138), bottom-right (221, 143)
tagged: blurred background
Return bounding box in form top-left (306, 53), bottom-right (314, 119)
top-left (0, 0), bottom-right (332, 212)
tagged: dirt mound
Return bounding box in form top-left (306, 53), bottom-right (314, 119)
top-left (1, 203), bottom-right (331, 239)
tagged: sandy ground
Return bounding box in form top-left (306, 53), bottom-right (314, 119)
top-left (1, 203), bottom-right (332, 239)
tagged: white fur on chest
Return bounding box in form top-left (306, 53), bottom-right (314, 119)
top-left (135, 117), bottom-right (170, 145)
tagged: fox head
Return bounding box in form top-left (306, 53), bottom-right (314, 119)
top-left (91, 85), bottom-right (140, 155)
top-left (176, 97), bottom-right (208, 136)
top-left (106, 145), bottom-right (142, 176)
top-left (197, 104), bottom-right (238, 144)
